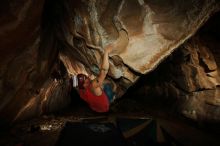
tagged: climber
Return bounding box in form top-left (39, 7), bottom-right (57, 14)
top-left (71, 44), bottom-right (115, 113)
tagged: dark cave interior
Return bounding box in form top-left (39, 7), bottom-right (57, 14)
top-left (1, 1), bottom-right (220, 146)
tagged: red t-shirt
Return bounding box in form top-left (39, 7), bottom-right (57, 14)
top-left (79, 84), bottom-right (109, 112)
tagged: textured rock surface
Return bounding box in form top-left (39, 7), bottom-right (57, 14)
top-left (125, 30), bottom-right (220, 121)
top-left (181, 89), bottom-right (220, 121)
top-left (68, 0), bottom-right (220, 74)
top-left (0, 0), bottom-right (220, 122)
top-left (0, 0), bottom-right (71, 121)
top-left (60, 0), bottom-right (220, 96)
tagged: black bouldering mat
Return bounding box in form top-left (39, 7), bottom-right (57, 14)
top-left (55, 122), bottom-right (127, 146)
top-left (116, 117), bottom-right (182, 146)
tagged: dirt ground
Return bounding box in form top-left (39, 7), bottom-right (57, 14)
top-left (0, 96), bottom-right (220, 146)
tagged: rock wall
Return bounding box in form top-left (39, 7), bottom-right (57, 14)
top-left (126, 27), bottom-right (220, 122)
top-left (59, 0), bottom-right (220, 98)
top-left (0, 0), bottom-right (71, 122)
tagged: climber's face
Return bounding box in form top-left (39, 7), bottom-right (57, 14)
top-left (77, 74), bottom-right (89, 89)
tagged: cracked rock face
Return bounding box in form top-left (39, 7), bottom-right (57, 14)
top-left (60, 0), bottom-right (220, 97)
top-left (0, 0), bottom-right (220, 122)
top-left (125, 20), bottom-right (220, 121)
top-left (68, 0), bottom-right (219, 74)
